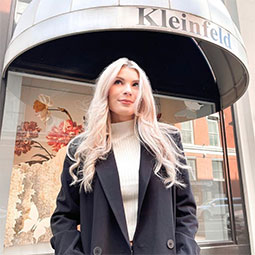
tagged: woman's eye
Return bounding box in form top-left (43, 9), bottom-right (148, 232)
top-left (114, 80), bottom-right (122, 85)
top-left (133, 82), bottom-right (139, 87)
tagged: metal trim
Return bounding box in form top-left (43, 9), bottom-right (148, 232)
top-left (230, 105), bottom-right (251, 245)
top-left (219, 110), bottom-right (237, 243)
top-left (0, 77), bottom-right (7, 136)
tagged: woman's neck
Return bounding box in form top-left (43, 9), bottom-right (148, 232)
top-left (110, 113), bottom-right (135, 123)
top-left (111, 119), bottom-right (135, 140)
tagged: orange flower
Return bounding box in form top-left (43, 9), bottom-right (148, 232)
top-left (33, 100), bottom-right (47, 113)
top-left (33, 94), bottom-right (53, 123)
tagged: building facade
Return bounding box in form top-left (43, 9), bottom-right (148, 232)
top-left (0, 0), bottom-right (254, 254)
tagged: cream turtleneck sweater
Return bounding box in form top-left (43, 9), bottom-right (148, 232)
top-left (111, 119), bottom-right (141, 241)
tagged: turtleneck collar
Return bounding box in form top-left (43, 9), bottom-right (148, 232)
top-left (111, 119), bottom-right (135, 141)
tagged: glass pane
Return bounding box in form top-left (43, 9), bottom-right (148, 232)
top-left (208, 121), bottom-right (215, 132)
top-left (212, 160), bottom-right (224, 180)
top-left (181, 121), bottom-right (192, 130)
top-left (213, 134), bottom-right (220, 146)
top-left (154, 95), bottom-right (215, 123)
top-left (0, 74), bottom-right (92, 254)
top-left (1, 74), bottom-right (244, 252)
top-left (182, 130), bottom-right (192, 144)
top-left (224, 107), bottom-right (249, 244)
top-left (180, 121), bottom-right (193, 144)
top-left (176, 113), bottom-right (232, 243)
top-left (187, 159), bottom-right (196, 181)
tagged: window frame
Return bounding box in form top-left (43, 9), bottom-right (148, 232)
top-left (198, 109), bottom-right (250, 254)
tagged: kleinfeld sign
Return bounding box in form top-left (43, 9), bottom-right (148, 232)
top-left (137, 8), bottom-right (232, 50)
top-left (3, 5), bottom-right (247, 76)
top-left (110, 6), bottom-right (246, 68)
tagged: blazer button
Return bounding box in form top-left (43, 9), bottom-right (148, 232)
top-left (167, 239), bottom-right (175, 249)
top-left (93, 246), bottom-right (102, 255)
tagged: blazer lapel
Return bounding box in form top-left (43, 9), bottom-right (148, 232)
top-left (137, 145), bottom-right (154, 219)
top-left (95, 145), bottom-right (155, 244)
top-left (95, 150), bottom-right (130, 245)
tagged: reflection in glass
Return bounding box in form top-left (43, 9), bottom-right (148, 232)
top-left (223, 107), bottom-right (249, 244)
top-left (212, 160), bottom-right (224, 181)
top-left (177, 113), bottom-right (231, 242)
top-left (181, 121), bottom-right (194, 144)
top-left (207, 118), bottom-right (221, 147)
top-left (154, 95), bottom-right (215, 123)
top-left (187, 158), bottom-right (197, 181)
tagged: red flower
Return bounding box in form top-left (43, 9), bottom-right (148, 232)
top-left (15, 121), bottom-right (41, 156)
top-left (46, 120), bottom-right (84, 152)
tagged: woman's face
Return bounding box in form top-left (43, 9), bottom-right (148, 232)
top-left (108, 66), bottom-right (139, 123)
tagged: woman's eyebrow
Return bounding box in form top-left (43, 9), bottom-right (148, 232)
top-left (115, 76), bottom-right (124, 80)
top-left (115, 76), bottom-right (139, 83)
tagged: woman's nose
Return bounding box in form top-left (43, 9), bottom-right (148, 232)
top-left (123, 83), bottom-right (132, 95)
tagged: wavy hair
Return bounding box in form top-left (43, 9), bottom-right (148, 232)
top-left (69, 58), bottom-right (188, 192)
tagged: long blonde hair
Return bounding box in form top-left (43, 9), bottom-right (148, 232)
top-left (69, 58), bottom-right (187, 192)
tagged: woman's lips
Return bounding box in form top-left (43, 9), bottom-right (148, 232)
top-left (118, 99), bottom-right (133, 105)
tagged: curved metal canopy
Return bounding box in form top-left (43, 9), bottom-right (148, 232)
top-left (2, 0), bottom-right (249, 120)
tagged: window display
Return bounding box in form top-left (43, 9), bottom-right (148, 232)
top-left (0, 73), bottom-right (248, 253)
top-left (1, 75), bottom-right (92, 253)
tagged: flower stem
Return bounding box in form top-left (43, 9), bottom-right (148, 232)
top-left (49, 108), bottom-right (73, 122)
top-left (32, 140), bottom-right (54, 159)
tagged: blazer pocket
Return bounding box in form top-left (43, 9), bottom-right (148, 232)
top-left (51, 230), bottom-right (84, 255)
top-left (175, 231), bottom-right (200, 255)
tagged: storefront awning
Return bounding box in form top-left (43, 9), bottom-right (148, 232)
top-left (2, 0), bottom-right (249, 119)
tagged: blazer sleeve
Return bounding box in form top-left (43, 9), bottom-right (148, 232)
top-left (173, 132), bottom-right (201, 255)
top-left (50, 155), bottom-right (84, 255)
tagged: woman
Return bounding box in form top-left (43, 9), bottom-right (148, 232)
top-left (50, 58), bottom-right (200, 255)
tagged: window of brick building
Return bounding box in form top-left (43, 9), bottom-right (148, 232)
top-left (181, 120), bottom-right (194, 144)
top-left (212, 160), bottom-right (224, 181)
top-left (207, 117), bottom-right (220, 147)
top-left (187, 158), bottom-right (197, 181)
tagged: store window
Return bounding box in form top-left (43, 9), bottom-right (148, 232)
top-left (0, 73), bottom-right (92, 254)
top-left (223, 107), bottom-right (249, 245)
top-left (177, 112), bottom-right (232, 242)
top-left (180, 121), bottom-right (194, 144)
top-left (0, 73), bottom-right (250, 254)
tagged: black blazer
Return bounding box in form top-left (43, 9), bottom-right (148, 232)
top-left (50, 132), bottom-right (200, 255)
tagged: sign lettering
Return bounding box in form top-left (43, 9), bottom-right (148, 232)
top-left (138, 8), bottom-right (231, 49)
